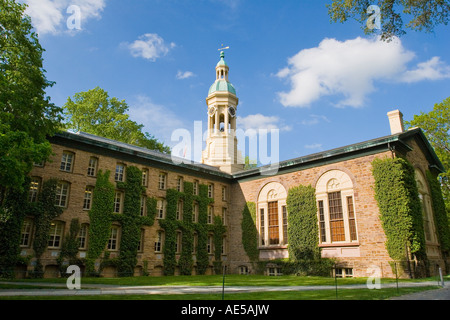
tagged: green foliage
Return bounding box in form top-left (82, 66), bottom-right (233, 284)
top-left (406, 97), bottom-right (450, 214)
top-left (158, 183), bottom-right (215, 276)
top-left (57, 218), bottom-right (82, 276)
top-left (0, 0), bottom-right (62, 204)
top-left (212, 215), bottom-right (226, 274)
top-left (327, 0), bottom-right (450, 41)
top-left (31, 179), bottom-right (64, 277)
top-left (86, 170), bottom-right (115, 275)
top-left (63, 87), bottom-right (170, 154)
top-left (0, 178), bottom-right (30, 278)
top-left (241, 202), bottom-right (259, 262)
top-left (426, 171), bottom-right (450, 257)
top-left (286, 185), bottom-right (320, 260)
top-left (372, 158), bottom-right (426, 265)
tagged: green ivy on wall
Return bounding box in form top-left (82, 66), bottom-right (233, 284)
top-left (31, 178), bottom-right (64, 277)
top-left (426, 171), bottom-right (450, 257)
top-left (159, 182), bottom-right (216, 276)
top-left (86, 170), bottom-right (115, 276)
top-left (114, 166), bottom-right (155, 277)
top-left (372, 157), bottom-right (427, 272)
top-left (286, 184), bottom-right (320, 261)
top-left (241, 202), bottom-right (259, 263)
top-left (0, 178), bottom-right (31, 278)
top-left (57, 218), bottom-right (82, 275)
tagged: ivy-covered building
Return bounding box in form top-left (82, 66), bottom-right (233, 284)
top-left (15, 53), bottom-right (449, 279)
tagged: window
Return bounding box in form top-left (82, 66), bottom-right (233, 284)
top-left (60, 151), bottom-right (74, 172)
top-left (193, 180), bottom-right (199, 195)
top-left (260, 208), bottom-right (265, 246)
top-left (107, 226), bottom-right (119, 251)
top-left (137, 229), bottom-right (145, 252)
top-left (155, 231), bottom-right (163, 252)
top-left (192, 202), bottom-right (199, 223)
top-left (55, 182), bottom-right (70, 208)
top-left (78, 224), bottom-right (88, 249)
top-left (347, 196), bottom-right (357, 241)
top-left (268, 267), bottom-right (283, 276)
top-left (208, 184), bottom-right (214, 198)
top-left (207, 234), bottom-right (214, 254)
top-left (176, 200), bottom-right (183, 220)
top-left (87, 157), bottom-right (98, 177)
top-left (48, 221), bottom-right (64, 248)
top-left (268, 201), bottom-right (279, 245)
top-left (222, 207), bottom-right (227, 225)
top-left (142, 169), bottom-right (148, 186)
top-left (176, 231), bottom-right (182, 254)
top-left (222, 236), bottom-right (227, 255)
top-left (20, 219), bottom-right (33, 247)
top-left (113, 191), bottom-right (123, 213)
top-left (257, 182), bottom-right (288, 247)
top-left (318, 200), bottom-right (326, 242)
top-left (315, 170), bottom-right (359, 244)
top-left (140, 195), bottom-right (147, 216)
top-left (177, 176), bottom-right (184, 192)
top-left (415, 169), bottom-right (437, 243)
top-left (156, 199), bottom-right (166, 219)
top-left (239, 266), bottom-right (249, 275)
top-left (83, 186), bottom-right (94, 210)
top-left (335, 268), bottom-right (353, 278)
top-left (328, 191), bottom-right (345, 242)
top-left (193, 232), bottom-right (198, 254)
top-left (282, 206), bottom-right (288, 245)
top-left (115, 164), bottom-right (125, 182)
top-left (29, 177), bottom-right (41, 203)
top-left (208, 206), bottom-right (214, 224)
top-left (158, 172), bottom-right (167, 190)
top-left (222, 186), bottom-right (227, 201)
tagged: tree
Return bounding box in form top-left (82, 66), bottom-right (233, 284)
top-left (0, 0), bottom-right (63, 210)
top-left (63, 87), bottom-right (170, 154)
top-left (327, 0), bottom-right (450, 41)
top-left (405, 97), bottom-right (450, 213)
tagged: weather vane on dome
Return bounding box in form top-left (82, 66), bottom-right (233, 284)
top-left (218, 44), bottom-right (230, 51)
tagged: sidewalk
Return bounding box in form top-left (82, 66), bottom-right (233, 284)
top-left (0, 280), bottom-right (447, 298)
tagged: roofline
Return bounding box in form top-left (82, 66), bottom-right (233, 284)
top-left (51, 131), bottom-right (233, 181)
top-left (50, 127), bottom-right (445, 183)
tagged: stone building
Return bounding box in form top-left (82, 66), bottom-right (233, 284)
top-left (20, 52), bottom-right (447, 279)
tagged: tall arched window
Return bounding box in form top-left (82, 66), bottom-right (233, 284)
top-left (315, 170), bottom-right (358, 244)
top-left (257, 182), bottom-right (287, 247)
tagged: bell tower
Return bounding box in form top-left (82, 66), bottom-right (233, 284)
top-left (202, 51), bottom-right (244, 174)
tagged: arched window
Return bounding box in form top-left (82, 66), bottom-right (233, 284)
top-left (257, 182), bottom-right (287, 247)
top-left (415, 169), bottom-right (437, 243)
top-left (315, 170), bottom-right (358, 244)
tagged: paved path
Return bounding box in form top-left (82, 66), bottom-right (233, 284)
top-left (0, 281), bottom-right (447, 299)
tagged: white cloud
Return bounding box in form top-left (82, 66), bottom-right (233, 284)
top-left (176, 70), bottom-right (195, 80)
top-left (23, 0), bottom-right (106, 35)
top-left (128, 95), bottom-right (184, 146)
top-left (124, 34), bottom-right (176, 61)
top-left (237, 114), bottom-right (292, 132)
top-left (277, 36), bottom-right (450, 108)
top-left (399, 56), bottom-right (450, 83)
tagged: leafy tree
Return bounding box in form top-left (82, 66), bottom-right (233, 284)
top-left (405, 97), bottom-right (450, 213)
top-left (63, 87), bottom-right (170, 154)
top-left (0, 0), bottom-right (63, 208)
top-left (327, 0), bottom-right (450, 41)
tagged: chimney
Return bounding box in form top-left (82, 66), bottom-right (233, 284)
top-left (387, 110), bottom-right (404, 135)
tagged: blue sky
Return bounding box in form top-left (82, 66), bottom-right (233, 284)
top-left (24, 0), bottom-right (450, 163)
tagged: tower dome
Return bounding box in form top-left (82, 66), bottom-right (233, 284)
top-left (208, 51), bottom-right (236, 96)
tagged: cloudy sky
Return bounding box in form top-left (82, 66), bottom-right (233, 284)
top-left (22, 0), bottom-right (450, 163)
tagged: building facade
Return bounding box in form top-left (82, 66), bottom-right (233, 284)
top-left (18, 52), bottom-right (448, 279)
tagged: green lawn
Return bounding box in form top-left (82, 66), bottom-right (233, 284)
top-left (0, 286), bottom-right (439, 300)
top-left (4, 273), bottom-right (445, 287)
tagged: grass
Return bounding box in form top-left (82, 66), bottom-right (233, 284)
top-left (4, 273), bottom-right (446, 287)
top-left (0, 286), bottom-right (439, 300)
